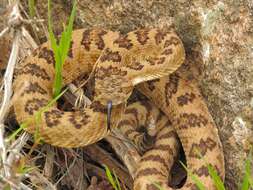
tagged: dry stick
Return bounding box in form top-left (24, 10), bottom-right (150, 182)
top-left (21, 27), bottom-right (38, 51)
top-left (0, 27), bottom-right (9, 38)
top-left (0, 31), bottom-right (20, 121)
top-left (27, 170), bottom-right (57, 190)
top-left (0, 174), bottom-right (20, 189)
top-left (54, 154), bottom-right (79, 186)
top-left (106, 131), bottom-right (141, 178)
top-left (43, 145), bottom-right (55, 179)
top-left (7, 133), bottom-right (30, 161)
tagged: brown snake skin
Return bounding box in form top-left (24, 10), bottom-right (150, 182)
top-left (120, 98), bottom-right (224, 189)
top-left (13, 28), bottom-right (224, 189)
top-left (119, 101), bottom-right (179, 189)
top-left (137, 68), bottom-right (225, 189)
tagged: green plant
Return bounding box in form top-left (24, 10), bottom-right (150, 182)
top-left (240, 151), bottom-right (253, 190)
top-left (47, 0), bottom-right (76, 98)
top-left (28, 0), bottom-right (35, 17)
top-left (180, 161), bottom-right (206, 190)
top-left (206, 163), bottom-right (225, 190)
top-left (152, 182), bottom-right (166, 190)
top-left (154, 151), bottom-right (253, 190)
top-left (104, 165), bottom-right (122, 190)
top-left (5, 3), bottom-right (77, 185)
top-left (9, 0), bottom-right (76, 150)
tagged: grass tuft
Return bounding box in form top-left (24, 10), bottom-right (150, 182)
top-left (153, 149), bottom-right (252, 190)
top-left (8, 0), bottom-right (76, 155)
top-left (47, 0), bottom-right (76, 98)
top-left (177, 152), bottom-right (252, 190)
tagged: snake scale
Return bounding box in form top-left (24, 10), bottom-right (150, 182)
top-left (13, 28), bottom-right (225, 189)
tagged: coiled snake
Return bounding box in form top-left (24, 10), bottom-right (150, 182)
top-left (13, 28), bottom-right (224, 189)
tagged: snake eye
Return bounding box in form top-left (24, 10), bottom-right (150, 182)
top-left (107, 100), bottom-right (113, 131)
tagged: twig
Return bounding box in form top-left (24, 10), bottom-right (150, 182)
top-left (0, 27), bottom-right (9, 38)
top-left (0, 30), bottom-right (20, 122)
top-left (0, 30), bottom-right (21, 178)
top-left (6, 133), bottom-right (30, 169)
top-left (0, 174), bottom-right (20, 189)
top-left (54, 154), bottom-right (78, 186)
top-left (18, 183), bottom-right (33, 190)
top-left (27, 170), bottom-right (56, 190)
top-left (106, 131), bottom-right (141, 178)
top-left (21, 27), bottom-right (38, 50)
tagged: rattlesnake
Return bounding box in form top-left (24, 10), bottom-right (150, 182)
top-left (13, 28), bottom-right (225, 189)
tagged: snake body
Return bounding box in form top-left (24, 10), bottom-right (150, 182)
top-left (13, 28), bottom-right (224, 189)
top-left (136, 60), bottom-right (225, 189)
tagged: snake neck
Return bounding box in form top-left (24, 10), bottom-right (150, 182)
top-left (110, 103), bottom-right (126, 129)
top-left (90, 99), bottom-right (126, 129)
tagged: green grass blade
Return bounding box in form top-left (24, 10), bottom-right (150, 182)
top-left (207, 164), bottom-right (225, 190)
top-left (153, 182), bottom-right (164, 190)
top-left (7, 123), bottom-right (27, 141)
top-left (48, 0), bottom-right (76, 97)
top-left (18, 165), bottom-right (36, 175)
top-left (240, 150), bottom-right (253, 190)
top-left (104, 165), bottom-right (119, 190)
top-left (35, 88), bottom-right (67, 119)
top-left (189, 147), bottom-right (226, 190)
top-left (47, 0), bottom-right (58, 53)
top-left (3, 184), bottom-right (11, 190)
top-left (180, 161), bottom-right (206, 190)
top-left (113, 170), bottom-right (121, 190)
top-left (240, 153), bottom-right (251, 190)
top-left (245, 151), bottom-right (253, 188)
top-left (47, 0), bottom-right (62, 97)
top-left (53, 62), bottom-right (62, 97)
top-left (59, 1), bottom-right (76, 64)
top-left (48, 0), bottom-right (61, 97)
top-left (28, 0), bottom-right (35, 18)
top-left (7, 88), bottom-right (67, 142)
top-left (240, 174), bottom-right (250, 190)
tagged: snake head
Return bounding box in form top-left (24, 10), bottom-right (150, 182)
top-left (94, 76), bottom-right (133, 106)
top-left (94, 65), bottom-right (133, 106)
